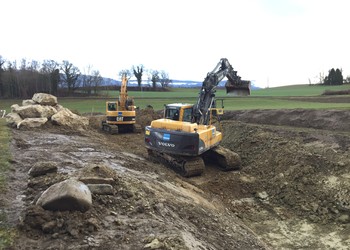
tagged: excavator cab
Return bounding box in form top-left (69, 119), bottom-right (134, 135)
top-left (164, 104), bottom-right (193, 122)
top-left (107, 102), bottom-right (117, 111)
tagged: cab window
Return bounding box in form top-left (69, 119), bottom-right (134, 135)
top-left (165, 108), bottom-right (180, 121)
top-left (183, 108), bottom-right (192, 122)
top-left (108, 103), bottom-right (117, 111)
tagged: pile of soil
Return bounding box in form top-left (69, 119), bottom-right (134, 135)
top-left (1, 106), bottom-right (350, 249)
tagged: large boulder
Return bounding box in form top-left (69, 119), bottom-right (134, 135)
top-left (32, 93), bottom-right (58, 106)
top-left (14, 105), bottom-right (57, 119)
top-left (5, 112), bottom-right (23, 127)
top-left (36, 179), bottom-right (92, 212)
top-left (11, 104), bottom-right (20, 112)
top-left (40, 105), bottom-right (57, 118)
top-left (51, 108), bottom-right (89, 130)
top-left (17, 117), bottom-right (48, 129)
top-left (28, 162), bottom-right (58, 177)
top-left (22, 99), bottom-right (36, 106)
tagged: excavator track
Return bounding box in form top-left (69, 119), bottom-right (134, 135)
top-left (102, 122), bottom-right (119, 134)
top-left (203, 145), bottom-right (241, 171)
top-left (132, 124), bottom-right (142, 133)
top-left (147, 149), bottom-right (205, 177)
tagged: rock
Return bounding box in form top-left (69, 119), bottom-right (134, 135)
top-left (36, 179), bottom-right (92, 212)
top-left (42, 220), bottom-right (57, 233)
top-left (143, 238), bottom-right (164, 249)
top-left (28, 162), bottom-right (58, 177)
top-left (87, 217), bottom-right (99, 231)
top-left (54, 104), bottom-right (65, 112)
top-left (310, 202), bottom-right (319, 213)
top-left (22, 99), bottom-right (37, 106)
top-left (336, 214), bottom-right (349, 223)
top-left (40, 106), bottom-right (57, 118)
top-left (256, 191), bottom-right (269, 200)
top-left (87, 184), bottom-right (114, 195)
top-left (32, 93), bottom-right (58, 106)
top-left (17, 117), bottom-right (48, 129)
top-left (15, 105), bottom-right (57, 119)
top-left (79, 177), bottom-right (115, 185)
top-left (51, 108), bottom-right (89, 130)
top-left (11, 104), bottom-right (20, 112)
top-left (15, 105), bottom-right (45, 118)
top-left (5, 112), bottom-right (23, 127)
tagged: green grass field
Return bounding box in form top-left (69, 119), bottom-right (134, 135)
top-left (103, 84), bottom-right (350, 98)
top-left (0, 118), bottom-right (16, 248)
top-left (1, 84), bottom-right (349, 114)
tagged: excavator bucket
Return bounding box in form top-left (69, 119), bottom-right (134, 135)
top-left (225, 79), bottom-right (251, 96)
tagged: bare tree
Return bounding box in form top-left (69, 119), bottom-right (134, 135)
top-left (82, 65), bottom-right (103, 95)
top-left (41, 60), bottom-right (60, 95)
top-left (132, 65), bottom-right (144, 88)
top-left (150, 70), bottom-right (160, 89)
top-left (4, 61), bottom-right (18, 98)
top-left (82, 65), bottom-right (94, 95)
top-left (159, 70), bottom-right (172, 88)
top-left (60, 60), bottom-right (81, 95)
top-left (91, 70), bottom-right (103, 95)
top-left (119, 69), bottom-right (132, 79)
top-left (0, 55), bottom-right (6, 97)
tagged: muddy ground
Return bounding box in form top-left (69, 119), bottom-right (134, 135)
top-left (1, 106), bottom-right (350, 249)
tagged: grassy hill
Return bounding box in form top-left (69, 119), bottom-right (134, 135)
top-left (1, 84), bottom-right (349, 114)
top-left (251, 84), bottom-right (350, 96)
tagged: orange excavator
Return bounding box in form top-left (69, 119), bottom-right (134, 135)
top-left (145, 58), bottom-right (245, 177)
top-left (102, 74), bottom-right (141, 134)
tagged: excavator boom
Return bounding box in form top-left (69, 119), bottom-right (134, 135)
top-left (192, 58), bottom-right (247, 124)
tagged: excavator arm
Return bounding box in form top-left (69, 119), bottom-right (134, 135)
top-left (192, 58), bottom-right (243, 125)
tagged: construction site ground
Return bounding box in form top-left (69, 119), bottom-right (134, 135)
top-left (2, 105), bottom-right (350, 249)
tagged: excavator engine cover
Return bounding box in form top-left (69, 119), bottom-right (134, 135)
top-left (145, 127), bottom-right (205, 156)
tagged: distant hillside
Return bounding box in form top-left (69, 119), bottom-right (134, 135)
top-left (99, 77), bottom-right (261, 90)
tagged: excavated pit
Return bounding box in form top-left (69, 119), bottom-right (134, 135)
top-left (1, 107), bottom-right (350, 249)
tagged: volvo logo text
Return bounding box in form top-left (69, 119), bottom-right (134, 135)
top-left (158, 141), bottom-right (175, 147)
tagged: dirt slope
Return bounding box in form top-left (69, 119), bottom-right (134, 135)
top-left (4, 125), bottom-right (267, 250)
top-left (2, 108), bottom-right (350, 249)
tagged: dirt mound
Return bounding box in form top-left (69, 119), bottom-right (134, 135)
top-left (86, 114), bottom-right (105, 130)
top-left (222, 109), bottom-right (350, 131)
top-left (136, 107), bottom-right (162, 129)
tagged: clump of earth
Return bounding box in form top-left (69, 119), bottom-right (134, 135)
top-left (1, 102), bottom-right (350, 249)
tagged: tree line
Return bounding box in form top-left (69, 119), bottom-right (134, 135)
top-left (119, 65), bottom-right (172, 89)
top-left (0, 55), bottom-right (172, 99)
top-left (323, 68), bottom-right (344, 85)
top-left (319, 68), bottom-right (350, 85)
top-left (0, 56), bottom-right (104, 98)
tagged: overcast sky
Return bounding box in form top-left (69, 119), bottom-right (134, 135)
top-left (1, 0), bottom-right (349, 87)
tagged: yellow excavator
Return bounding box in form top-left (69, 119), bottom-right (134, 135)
top-left (145, 58), bottom-right (246, 177)
top-left (102, 73), bottom-right (141, 134)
